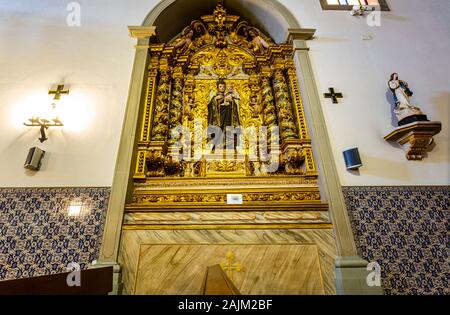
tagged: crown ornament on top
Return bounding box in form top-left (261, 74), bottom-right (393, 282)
top-left (214, 4), bottom-right (227, 28)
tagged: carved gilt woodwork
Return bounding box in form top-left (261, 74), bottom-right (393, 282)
top-left (134, 4), bottom-right (316, 182)
top-left (120, 5), bottom-right (336, 298)
top-left (384, 121), bottom-right (442, 160)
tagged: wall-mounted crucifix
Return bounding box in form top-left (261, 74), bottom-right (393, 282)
top-left (324, 87), bottom-right (343, 104)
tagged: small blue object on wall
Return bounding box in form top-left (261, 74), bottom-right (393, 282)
top-left (343, 148), bottom-right (363, 170)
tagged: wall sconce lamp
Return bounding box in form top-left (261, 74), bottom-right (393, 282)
top-left (24, 117), bottom-right (64, 143)
top-left (23, 84), bottom-right (69, 143)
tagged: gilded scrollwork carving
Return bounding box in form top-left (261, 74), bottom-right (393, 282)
top-left (132, 191), bottom-right (321, 204)
top-left (206, 160), bottom-right (246, 173)
top-left (140, 53), bottom-right (160, 143)
top-left (146, 148), bottom-right (166, 177)
top-left (286, 61), bottom-right (309, 140)
top-left (282, 146), bottom-right (306, 175)
top-left (182, 160), bottom-right (203, 178)
top-left (134, 150), bottom-right (147, 180)
top-left (164, 155), bottom-right (182, 177)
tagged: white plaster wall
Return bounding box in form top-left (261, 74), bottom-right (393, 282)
top-left (0, 0), bottom-right (158, 187)
top-left (279, 0), bottom-right (450, 186)
top-left (0, 0), bottom-right (448, 187)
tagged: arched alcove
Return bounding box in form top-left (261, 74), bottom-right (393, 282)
top-left (143, 0), bottom-right (300, 44)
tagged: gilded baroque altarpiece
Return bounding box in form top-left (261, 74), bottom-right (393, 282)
top-left (120, 5), bottom-right (336, 295)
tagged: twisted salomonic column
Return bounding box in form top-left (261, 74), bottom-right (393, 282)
top-left (259, 71), bottom-right (280, 174)
top-left (273, 67), bottom-right (298, 142)
top-left (261, 76), bottom-right (277, 130)
top-left (151, 65), bottom-right (171, 142)
top-left (168, 72), bottom-right (184, 146)
top-left (261, 74), bottom-right (278, 148)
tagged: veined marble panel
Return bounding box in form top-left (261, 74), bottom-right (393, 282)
top-left (135, 244), bottom-right (324, 295)
top-left (123, 211), bottom-right (330, 225)
top-left (198, 212), bottom-right (256, 222)
top-left (118, 229), bottom-right (336, 295)
top-left (124, 212), bottom-right (192, 224)
top-left (264, 211), bottom-right (329, 221)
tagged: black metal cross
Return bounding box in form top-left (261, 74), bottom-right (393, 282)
top-left (324, 88), bottom-right (343, 104)
top-left (48, 84), bottom-right (70, 101)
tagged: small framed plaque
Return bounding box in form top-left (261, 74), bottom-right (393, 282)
top-left (227, 194), bottom-right (243, 205)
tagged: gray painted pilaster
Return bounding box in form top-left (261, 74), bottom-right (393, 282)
top-left (96, 29), bottom-right (155, 294)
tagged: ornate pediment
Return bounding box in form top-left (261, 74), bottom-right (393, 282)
top-left (170, 4), bottom-right (274, 56)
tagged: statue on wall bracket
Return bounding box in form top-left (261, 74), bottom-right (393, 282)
top-left (384, 73), bottom-right (442, 160)
top-left (388, 73), bottom-right (428, 126)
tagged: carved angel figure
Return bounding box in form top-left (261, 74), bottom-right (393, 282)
top-left (191, 20), bottom-right (213, 46)
top-left (175, 26), bottom-right (195, 53)
top-left (247, 27), bottom-right (269, 54)
top-left (230, 21), bottom-right (249, 45)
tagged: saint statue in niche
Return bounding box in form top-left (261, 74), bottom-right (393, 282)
top-left (388, 73), bottom-right (428, 126)
top-left (207, 80), bottom-right (241, 149)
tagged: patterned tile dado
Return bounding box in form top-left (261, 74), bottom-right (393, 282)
top-left (0, 187), bottom-right (110, 281)
top-left (343, 186), bottom-right (449, 295)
